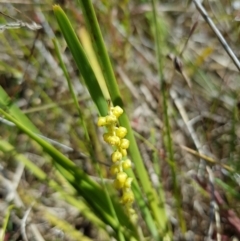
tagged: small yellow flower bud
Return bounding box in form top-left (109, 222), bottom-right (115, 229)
top-left (116, 172), bottom-right (128, 184)
top-left (112, 106), bottom-right (123, 118)
top-left (106, 115), bottom-right (117, 124)
top-left (103, 133), bottom-right (111, 142)
top-left (110, 164), bottom-right (120, 175)
top-left (116, 127), bottom-right (127, 138)
top-left (111, 151), bottom-right (122, 163)
top-left (97, 117), bottom-right (107, 126)
top-left (122, 159), bottom-right (132, 170)
top-left (113, 179), bottom-right (123, 189)
top-left (119, 139), bottom-right (130, 149)
top-left (124, 177), bottom-right (133, 188)
top-left (121, 191), bottom-right (134, 205)
top-left (120, 148), bottom-right (127, 157)
top-left (103, 134), bottom-right (120, 146)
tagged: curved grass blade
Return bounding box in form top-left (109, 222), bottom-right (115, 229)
top-left (53, 37), bottom-right (128, 241)
top-left (151, 0), bottom-right (185, 233)
top-left (78, 27), bottom-right (110, 100)
top-left (77, 0), bottom-right (122, 107)
top-left (0, 86), bottom-right (39, 133)
top-left (0, 108), bottom-right (138, 240)
top-left (0, 204), bottom-right (14, 241)
top-left (53, 5), bottom-right (108, 117)
top-left (0, 140), bottom-right (108, 232)
top-left (78, 0), bottom-right (169, 235)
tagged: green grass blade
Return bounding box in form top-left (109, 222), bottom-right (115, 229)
top-left (131, 181), bottom-right (161, 240)
top-left (120, 112), bottom-right (168, 234)
top-left (77, 0), bottom-right (122, 106)
top-left (151, 0), bottom-right (185, 233)
top-left (44, 211), bottom-right (94, 241)
top-left (52, 38), bottom-right (127, 241)
top-left (52, 38), bottom-right (90, 142)
top-left (0, 204), bottom-right (14, 241)
top-left (0, 87), bottom-right (39, 133)
top-left (0, 140), bottom-right (108, 232)
top-left (53, 5), bottom-right (108, 116)
top-left (78, 0), bottom-right (167, 235)
top-left (215, 178), bottom-right (240, 200)
top-left (79, 27), bottom-right (110, 100)
top-left (0, 108), bottom-right (138, 240)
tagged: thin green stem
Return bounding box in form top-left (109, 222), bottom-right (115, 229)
top-left (54, 41), bottom-right (125, 237)
top-left (53, 5), bottom-right (108, 116)
top-left (151, 0), bottom-right (186, 233)
top-left (0, 108), bottom-right (137, 240)
top-left (78, 0), bottom-right (122, 106)
top-left (78, 0), bottom-right (167, 234)
top-left (52, 38), bottom-right (90, 142)
top-left (0, 205), bottom-right (14, 241)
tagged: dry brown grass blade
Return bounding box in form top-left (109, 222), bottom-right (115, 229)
top-left (180, 145), bottom-right (234, 172)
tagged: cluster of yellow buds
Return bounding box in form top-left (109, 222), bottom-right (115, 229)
top-left (97, 105), bottom-right (135, 217)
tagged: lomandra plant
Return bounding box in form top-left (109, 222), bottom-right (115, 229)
top-left (2, 1), bottom-right (240, 240)
top-left (0, 1), bottom-right (179, 241)
top-left (52, 1), bottom-right (171, 240)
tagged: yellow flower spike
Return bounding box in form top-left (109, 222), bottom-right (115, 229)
top-left (119, 139), bottom-right (130, 149)
top-left (122, 159), bottom-right (132, 170)
top-left (115, 126), bottom-right (127, 138)
top-left (97, 117), bottom-right (107, 126)
top-left (111, 106), bottom-right (123, 118)
top-left (111, 151), bottom-right (122, 163)
top-left (97, 104), bottom-right (135, 218)
top-left (106, 115), bottom-right (117, 125)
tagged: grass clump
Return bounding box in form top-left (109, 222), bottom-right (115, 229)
top-left (1, 1), bottom-right (240, 241)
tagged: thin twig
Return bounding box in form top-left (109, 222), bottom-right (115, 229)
top-left (170, 88), bottom-right (206, 175)
top-left (0, 169), bottom-right (45, 241)
top-left (0, 22), bottom-right (42, 31)
top-left (193, 0), bottom-right (240, 71)
top-left (21, 205), bottom-right (34, 241)
top-left (180, 145), bottom-right (234, 172)
top-left (206, 166), bottom-right (221, 241)
top-left (0, 116), bottom-right (74, 152)
top-left (0, 12), bottom-right (41, 31)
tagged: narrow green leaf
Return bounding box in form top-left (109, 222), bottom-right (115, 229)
top-left (53, 5), bottom-right (108, 116)
top-left (0, 108), bottom-right (138, 240)
top-left (151, 0), bottom-right (184, 233)
top-left (52, 17), bottom-right (132, 241)
top-left (0, 204), bottom-right (14, 241)
top-left (0, 86), bottom-right (39, 133)
top-left (78, 0), bottom-right (166, 236)
top-left (0, 140), bottom-right (108, 232)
